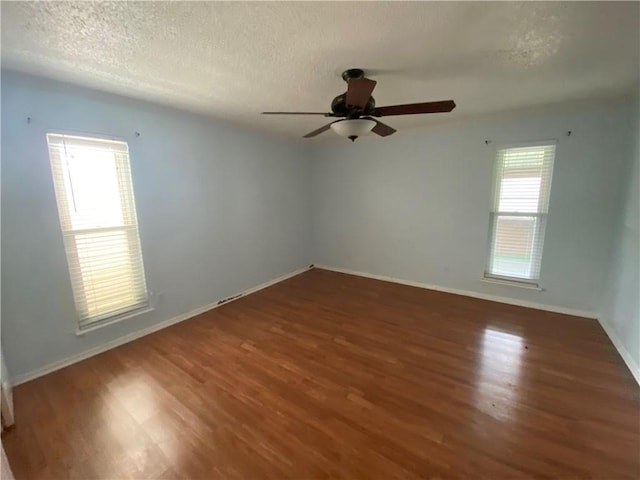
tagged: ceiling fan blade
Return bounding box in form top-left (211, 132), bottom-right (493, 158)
top-left (303, 122), bottom-right (334, 138)
top-left (368, 118), bottom-right (397, 137)
top-left (346, 78), bottom-right (377, 109)
top-left (262, 111), bottom-right (331, 115)
top-left (373, 100), bottom-right (456, 117)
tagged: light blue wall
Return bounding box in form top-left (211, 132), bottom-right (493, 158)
top-left (601, 101), bottom-right (640, 375)
top-left (2, 69), bottom-right (636, 382)
top-left (311, 100), bottom-right (636, 315)
top-left (1, 71), bottom-right (312, 379)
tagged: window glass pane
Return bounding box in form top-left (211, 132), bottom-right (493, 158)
top-left (75, 230), bottom-right (140, 317)
top-left (498, 177), bottom-right (541, 212)
top-left (491, 216), bottom-right (536, 278)
top-left (58, 145), bottom-right (124, 230)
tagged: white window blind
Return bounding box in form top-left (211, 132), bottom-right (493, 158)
top-left (46, 134), bottom-right (148, 329)
top-left (486, 143), bottom-right (556, 285)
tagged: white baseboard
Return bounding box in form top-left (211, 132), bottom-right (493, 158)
top-left (598, 318), bottom-right (640, 386)
top-left (16, 264), bottom-right (623, 387)
top-left (315, 264), bottom-right (597, 319)
top-left (12, 265), bottom-right (313, 386)
top-left (316, 265), bottom-right (640, 385)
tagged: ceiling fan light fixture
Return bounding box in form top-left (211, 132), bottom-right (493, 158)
top-left (330, 119), bottom-right (376, 142)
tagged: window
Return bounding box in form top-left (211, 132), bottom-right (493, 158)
top-left (485, 143), bottom-right (556, 286)
top-left (47, 134), bottom-right (148, 330)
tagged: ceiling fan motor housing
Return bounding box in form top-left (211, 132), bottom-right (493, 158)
top-left (331, 93), bottom-right (376, 117)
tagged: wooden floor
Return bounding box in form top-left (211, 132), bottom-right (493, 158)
top-left (3, 269), bottom-right (639, 479)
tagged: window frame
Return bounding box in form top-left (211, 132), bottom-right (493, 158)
top-left (484, 140), bottom-right (557, 288)
top-left (46, 132), bottom-right (150, 332)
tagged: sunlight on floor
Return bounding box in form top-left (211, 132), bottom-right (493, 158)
top-left (474, 327), bottom-right (525, 422)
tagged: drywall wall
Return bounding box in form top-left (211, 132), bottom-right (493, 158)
top-left (600, 101), bottom-right (639, 381)
top-left (2, 69), bottom-right (636, 382)
top-left (1, 71), bottom-right (312, 379)
top-left (312, 99), bottom-right (636, 316)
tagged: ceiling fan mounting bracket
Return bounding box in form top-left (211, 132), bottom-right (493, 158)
top-left (341, 68), bottom-right (365, 82)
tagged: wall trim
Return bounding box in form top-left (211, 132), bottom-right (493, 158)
top-left (315, 264), bottom-right (597, 319)
top-left (12, 265), bottom-right (313, 386)
top-left (320, 264), bottom-right (640, 384)
top-left (598, 317), bottom-right (640, 386)
top-left (17, 264), bottom-right (630, 387)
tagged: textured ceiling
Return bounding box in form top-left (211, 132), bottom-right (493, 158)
top-left (2, 2), bottom-right (639, 139)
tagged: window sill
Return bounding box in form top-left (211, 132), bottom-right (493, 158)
top-left (75, 305), bottom-right (154, 336)
top-left (481, 276), bottom-right (543, 291)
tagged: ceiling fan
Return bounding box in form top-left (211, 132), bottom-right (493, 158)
top-left (262, 68), bottom-right (456, 141)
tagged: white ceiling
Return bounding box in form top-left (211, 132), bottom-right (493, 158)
top-left (2, 2), bottom-right (638, 140)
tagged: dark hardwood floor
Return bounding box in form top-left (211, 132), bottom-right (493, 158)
top-left (3, 269), bottom-right (639, 479)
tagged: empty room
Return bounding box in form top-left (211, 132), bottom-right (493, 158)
top-left (1, 1), bottom-right (639, 479)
